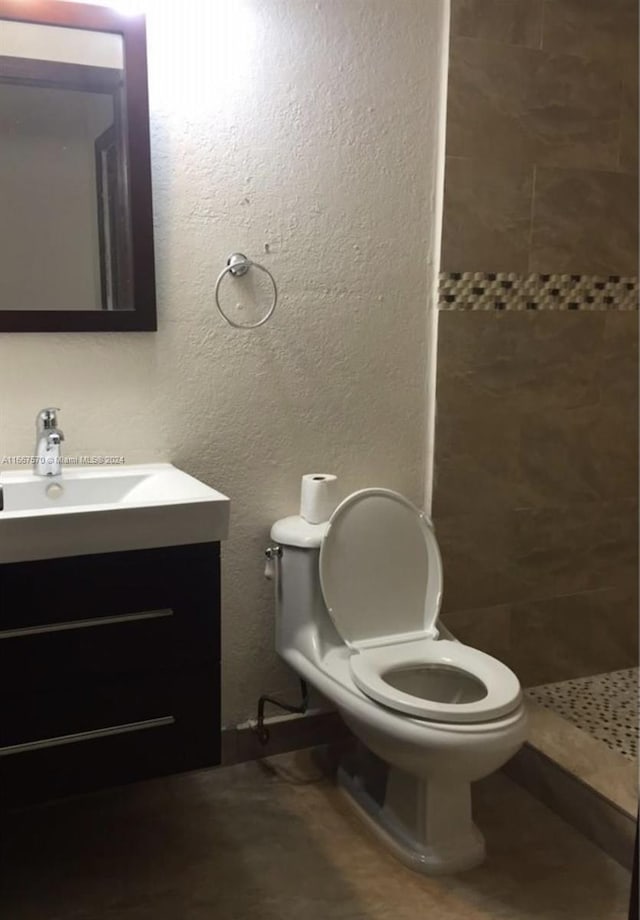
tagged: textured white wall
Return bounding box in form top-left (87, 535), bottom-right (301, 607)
top-left (0, 0), bottom-right (448, 725)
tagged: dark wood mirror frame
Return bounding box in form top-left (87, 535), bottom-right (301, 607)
top-left (0, 0), bottom-right (157, 332)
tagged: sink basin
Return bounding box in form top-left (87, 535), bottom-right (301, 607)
top-left (0, 463), bottom-right (230, 564)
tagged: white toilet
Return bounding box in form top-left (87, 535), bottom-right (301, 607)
top-left (269, 488), bottom-right (528, 875)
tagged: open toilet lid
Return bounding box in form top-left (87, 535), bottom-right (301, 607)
top-left (319, 489), bottom-right (443, 648)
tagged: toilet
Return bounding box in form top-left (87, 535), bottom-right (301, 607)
top-left (269, 487), bottom-right (528, 875)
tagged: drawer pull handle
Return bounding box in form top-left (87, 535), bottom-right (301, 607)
top-left (0, 608), bottom-right (174, 640)
top-left (0, 715), bottom-right (176, 756)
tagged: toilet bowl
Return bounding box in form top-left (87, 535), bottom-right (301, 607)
top-left (269, 488), bottom-right (528, 875)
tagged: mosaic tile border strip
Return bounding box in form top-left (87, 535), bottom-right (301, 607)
top-left (439, 272), bottom-right (639, 311)
top-left (527, 668), bottom-right (638, 762)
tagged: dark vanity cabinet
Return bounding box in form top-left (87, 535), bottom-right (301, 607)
top-left (0, 542), bottom-right (221, 807)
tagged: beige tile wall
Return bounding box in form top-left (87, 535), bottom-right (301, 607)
top-left (435, 0), bottom-right (639, 686)
top-left (434, 312), bottom-right (638, 686)
top-left (442, 0), bottom-right (639, 276)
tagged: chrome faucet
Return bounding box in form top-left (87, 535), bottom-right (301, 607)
top-left (34, 408), bottom-right (65, 477)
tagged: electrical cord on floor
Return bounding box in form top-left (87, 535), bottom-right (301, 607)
top-left (257, 756), bottom-right (326, 786)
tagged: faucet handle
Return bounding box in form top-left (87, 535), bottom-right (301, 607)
top-left (36, 407), bottom-right (61, 430)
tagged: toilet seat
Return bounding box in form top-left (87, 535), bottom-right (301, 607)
top-left (319, 489), bottom-right (522, 724)
top-left (349, 638), bottom-right (522, 723)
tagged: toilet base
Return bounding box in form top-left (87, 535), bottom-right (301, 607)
top-left (337, 761), bottom-right (486, 875)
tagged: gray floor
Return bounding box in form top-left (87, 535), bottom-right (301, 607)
top-left (0, 750), bottom-right (632, 920)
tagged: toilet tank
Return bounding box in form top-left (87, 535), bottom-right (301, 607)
top-left (269, 515), bottom-right (342, 664)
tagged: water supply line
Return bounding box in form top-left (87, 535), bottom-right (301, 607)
top-left (255, 678), bottom-right (310, 746)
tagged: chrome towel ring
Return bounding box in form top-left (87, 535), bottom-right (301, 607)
top-left (215, 252), bottom-right (278, 329)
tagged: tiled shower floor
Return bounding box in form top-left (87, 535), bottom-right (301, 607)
top-left (527, 668), bottom-right (638, 761)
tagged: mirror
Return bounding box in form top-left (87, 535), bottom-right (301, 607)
top-left (0, 0), bottom-right (156, 331)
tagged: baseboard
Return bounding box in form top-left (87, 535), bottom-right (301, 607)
top-left (504, 742), bottom-right (635, 870)
top-left (221, 709), bottom-right (351, 766)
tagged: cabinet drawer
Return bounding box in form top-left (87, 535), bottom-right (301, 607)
top-left (0, 604), bottom-right (218, 692)
top-left (0, 667), bottom-right (218, 757)
top-left (0, 542), bottom-right (219, 630)
top-left (2, 673), bottom-right (177, 747)
top-left (0, 668), bottom-right (220, 807)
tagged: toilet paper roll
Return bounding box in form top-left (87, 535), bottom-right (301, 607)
top-left (300, 473), bottom-right (338, 524)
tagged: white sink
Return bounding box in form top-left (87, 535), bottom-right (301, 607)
top-left (0, 463), bottom-right (230, 564)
